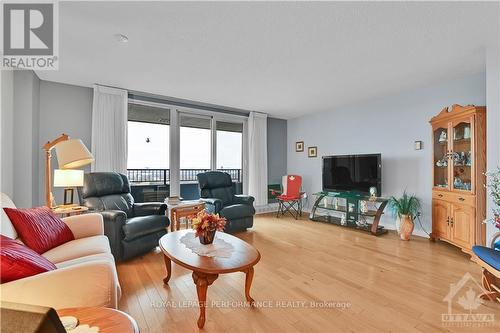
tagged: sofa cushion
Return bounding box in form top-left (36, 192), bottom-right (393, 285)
top-left (55, 252), bottom-right (116, 269)
top-left (472, 246), bottom-right (500, 271)
top-left (4, 207), bottom-right (75, 254)
top-left (122, 215), bottom-right (168, 241)
top-left (220, 204), bottom-right (256, 220)
top-left (54, 252), bottom-right (122, 302)
top-left (42, 235), bottom-right (111, 264)
top-left (1, 235), bottom-right (56, 283)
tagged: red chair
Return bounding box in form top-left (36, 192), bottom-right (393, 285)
top-left (274, 175), bottom-right (304, 219)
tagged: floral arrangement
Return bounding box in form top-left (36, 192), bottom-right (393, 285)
top-left (191, 211), bottom-right (227, 237)
top-left (485, 167), bottom-right (500, 229)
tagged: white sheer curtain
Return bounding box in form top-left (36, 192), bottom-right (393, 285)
top-left (247, 112), bottom-right (268, 207)
top-left (91, 85), bottom-right (128, 174)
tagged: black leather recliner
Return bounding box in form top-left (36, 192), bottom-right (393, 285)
top-left (78, 172), bottom-right (169, 261)
top-left (197, 171), bottom-right (255, 233)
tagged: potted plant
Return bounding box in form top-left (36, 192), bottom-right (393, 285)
top-left (191, 211), bottom-right (227, 245)
top-left (485, 167), bottom-right (500, 230)
top-left (388, 191), bottom-right (421, 241)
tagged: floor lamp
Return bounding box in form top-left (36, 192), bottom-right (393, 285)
top-left (43, 134), bottom-right (94, 208)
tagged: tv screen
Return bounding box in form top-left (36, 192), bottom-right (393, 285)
top-left (322, 154), bottom-right (381, 195)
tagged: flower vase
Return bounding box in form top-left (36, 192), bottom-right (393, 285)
top-left (399, 214), bottom-right (414, 241)
top-left (199, 230), bottom-right (216, 245)
top-left (395, 217), bottom-right (402, 235)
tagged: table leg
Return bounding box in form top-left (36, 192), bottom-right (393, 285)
top-left (192, 272), bottom-right (218, 328)
top-left (170, 209), bottom-right (175, 232)
top-left (244, 266), bottom-right (255, 306)
top-left (175, 211), bottom-right (181, 231)
top-left (163, 256), bottom-right (172, 284)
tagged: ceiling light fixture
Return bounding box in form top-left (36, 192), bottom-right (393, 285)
top-left (113, 34), bottom-right (129, 43)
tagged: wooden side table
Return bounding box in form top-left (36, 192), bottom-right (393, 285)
top-left (169, 201), bottom-right (205, 232)
top-left (56, 307), bottom-right (139, 333)
top-left (52, 205), bottom-right (88, 218)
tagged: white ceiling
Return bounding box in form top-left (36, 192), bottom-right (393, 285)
top-left (37, 1), bottom-right (498, 119)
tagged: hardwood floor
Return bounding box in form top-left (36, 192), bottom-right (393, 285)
top-left (117, 214), bottom-right (500, 332)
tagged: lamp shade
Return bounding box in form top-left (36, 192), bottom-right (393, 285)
top-left (55, 139), bottom-right (94, 169)
top-left (53, 169), bottom-right (84, 187)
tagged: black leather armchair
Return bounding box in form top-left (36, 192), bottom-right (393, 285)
top-left (78, 172), bottom-right (169, 261)
top-left (197, 171), bottom-right (255, 233)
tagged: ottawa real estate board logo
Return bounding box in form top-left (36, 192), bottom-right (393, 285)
top-left (2, 2), bottom-right (58, 70)
top-left (442, 272), bottom-right (496, 327)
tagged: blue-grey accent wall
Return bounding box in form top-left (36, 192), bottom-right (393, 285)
top-left (267, 117), bottom-right (287, 184)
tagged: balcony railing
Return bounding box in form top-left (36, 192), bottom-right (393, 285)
top-left (127, 168), bottom-right (242, 185)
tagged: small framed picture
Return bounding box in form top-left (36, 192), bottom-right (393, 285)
top-left (308, 146), bottom-right (317, 158)
top-left (295, 141), bottom-right (304, 152)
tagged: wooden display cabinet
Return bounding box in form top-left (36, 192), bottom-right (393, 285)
top-left (430, 104), bottom-right (486, 253)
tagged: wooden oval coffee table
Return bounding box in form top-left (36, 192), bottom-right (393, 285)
top-left (159, 230), bottom-right (261, 328)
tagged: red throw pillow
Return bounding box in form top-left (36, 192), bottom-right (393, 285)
top-left (3, 207), bottom-right (74, 254)
top-left (0, 235), bottom-right (57, 283)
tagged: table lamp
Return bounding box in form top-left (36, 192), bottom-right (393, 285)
top-left (43, 134), bottom-right (94, 208)
top-left (53, 169), bottom-right (84, 206)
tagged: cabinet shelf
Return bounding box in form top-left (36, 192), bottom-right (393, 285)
top-left (453, 138), bottom-right (471, 143)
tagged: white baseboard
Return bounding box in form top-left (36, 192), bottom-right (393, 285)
top-left (255, 203), bottom-right (279, 214)
top-left (255, 205), bottom-right (431, 238)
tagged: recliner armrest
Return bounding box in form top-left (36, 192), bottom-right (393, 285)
top-left (97, 210), bottom-right (127, 260)
top-left (233, 195), bottom-right (255, 206)
top-left (200, 198), bottom-right (224, 214)
top-left (133, 202), bottom-right (167, 217)
top-left (99, 210), bottom-right (127, 225)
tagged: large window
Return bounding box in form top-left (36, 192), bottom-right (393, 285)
top-left (128, 121), bottom-right (169, 169)
top-left (127, 103), bottom-right (171, 202)
top-left (127, 100), bottom-right (246, 200)
top-left (216, 121), bottom-right (243, 169)
top-left (180, 114), bottom-right (211, 170)
top-left (127, 103), bottom-right (170, 170)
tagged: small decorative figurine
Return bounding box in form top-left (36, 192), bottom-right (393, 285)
top-left (463, 126), bottom-right (471, 139)
top-left (340, 214), bottom-right (347, 226)
top-left (466, 151), bottom-right (472, 166)
top-left (360, 201), bottom-right (368, 213)
top-left (438, 130), bottom-right (447, 143)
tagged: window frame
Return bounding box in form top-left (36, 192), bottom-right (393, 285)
top-left (127, 98), bottom-right (248, 197)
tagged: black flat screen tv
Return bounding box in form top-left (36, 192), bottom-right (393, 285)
top-left (322, 154), bottom-right (382, 195)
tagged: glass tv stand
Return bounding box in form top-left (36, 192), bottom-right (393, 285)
top-left (309, 191), bottom-right (388, 236)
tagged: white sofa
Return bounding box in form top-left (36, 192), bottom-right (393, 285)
top-left (0, 193), bottom-right (121, 309)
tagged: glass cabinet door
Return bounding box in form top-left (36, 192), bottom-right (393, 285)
top-left (451, 119), bottom-right (473, 192)
top-left (433, 126), bottom-right (449, 189)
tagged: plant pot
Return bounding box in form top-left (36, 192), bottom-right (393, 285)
top-left (399, 214), bottom-right (414, 241)
top-left (199, 230), bottom-right (216, 245)
top-left (395, 217), bottom-right (402, 235)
